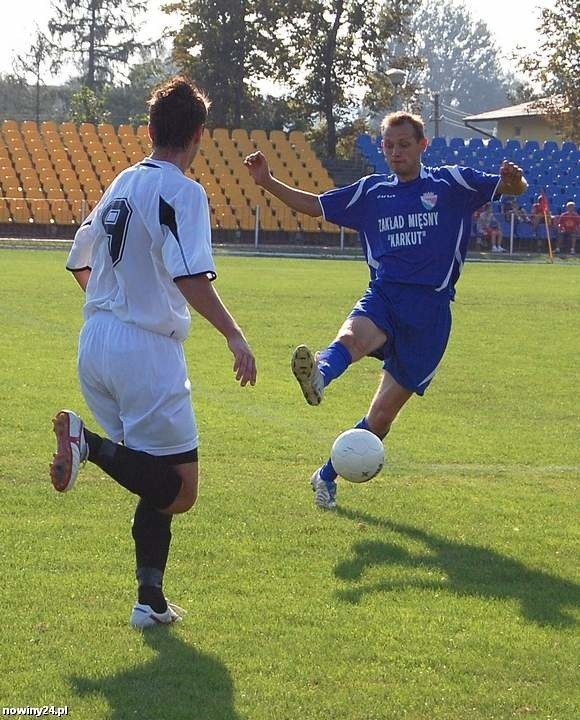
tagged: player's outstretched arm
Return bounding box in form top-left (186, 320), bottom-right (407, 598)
top-left (244, 151), bottom-right (322, 217)
top-left (498, 161), bottom-right (528, 196)
top-left (175, 275), bottom-right (257, 387)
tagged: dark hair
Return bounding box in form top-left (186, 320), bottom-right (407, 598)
top-left (381, 111), bottom-right (425, 142)
top-left (148, 76), bottom-right (210, 150)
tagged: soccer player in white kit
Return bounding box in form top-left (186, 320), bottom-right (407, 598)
top-left (50, 77), bottom-right (256, 628)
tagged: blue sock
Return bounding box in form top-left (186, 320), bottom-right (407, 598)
top-left (319, 417), bottom-right (371, 483)
top-left (317, 341), bottom-right (352, 387)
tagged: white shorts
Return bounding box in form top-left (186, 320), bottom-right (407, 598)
top-left (78, 311), bottom-right (198, 456)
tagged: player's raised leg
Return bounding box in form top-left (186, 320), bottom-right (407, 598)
top-left (291, 315), bottom-right (385, 406)
top-left (50, 410), bottom-right (88, 492)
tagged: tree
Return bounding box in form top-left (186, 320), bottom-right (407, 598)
top-left (12, 29), bottom-right (60, 124)
top-left (395, 0), bottom-right (512, 138)
top-left (271, 0), bottom-right (415, 157)
top-left (104, 56), bottom-right (175, 125)
top-left (69, 85), bottom-right (109, 124)
top-left (165, 0), bottom-right (281, 128)
top-left (518, 0), bottom-right (580, 142)
top-left (48, 0), bottom-right (148, 91)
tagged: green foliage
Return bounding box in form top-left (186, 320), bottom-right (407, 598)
top-left (11, 30), bottom-right (61, 125)
top-left (167, 0), bottom-right (283, 128)
top-left (48, 0), bottom-right (149, 90)
top-left (518, 0), bottom-right (580, 142)
top-left (0, 73), bottom-right (72, 123)
top-left (1, 250), bottom-right (579, 719)
top-left (271, 0), bottom-right (416, 157)
top-left (104, 57), bottom-right (175, 126)
top-left (403, 0), bottom-right (510, 120)
top-left (70, 85), bottom-right (109, 125)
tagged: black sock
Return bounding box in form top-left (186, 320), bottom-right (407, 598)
top-left (132, 498), bottom-right (173, 613)
top-left (83, 429), bottom-right (182, 510)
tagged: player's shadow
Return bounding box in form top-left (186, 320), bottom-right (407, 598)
top-left (70, 628), bottom-right (243, 720)
top-left (334, 508), bottom-right (580, 628)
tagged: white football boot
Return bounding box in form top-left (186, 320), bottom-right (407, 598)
top-left (311, 469), bottom-right (337, 510)
top-left (50, 410), bottom-right (88, 492)
top-left (291, 345), bottom-right (325, 406)
top-left (130, 602), bottom-right (185, 629)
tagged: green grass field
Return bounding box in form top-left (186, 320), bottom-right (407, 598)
top-left (0, 250), bottom-right (578, 720)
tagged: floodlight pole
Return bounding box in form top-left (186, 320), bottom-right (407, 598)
top-left (386, 68), bottom-right (407, 111)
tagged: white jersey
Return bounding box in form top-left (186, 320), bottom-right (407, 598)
top-left (67, 158), bottom-right (216, 341)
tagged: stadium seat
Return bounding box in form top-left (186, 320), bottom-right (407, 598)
top-left (429, 137), bottom-right (447, 151)
top-left (29, 199), bottom-right (53, 224)
top-left (561, 141), bottom-right (577, 156)
top-left (250, 129), bottom-right (268, 145)
top-left (467, 138), bottom-right (484, 152)
top-left (449, 137), bottom-right (465, 151)
top-left (505, 139), bottom-right (522, 153)
top-left (8, 198), bottom-right (31, 223)
top-left (543, 140), bottom-right (559, 156)
top-left (523, 140), bottom-right (540, 154)
top-left (487, 137), bottom-right (503, 151)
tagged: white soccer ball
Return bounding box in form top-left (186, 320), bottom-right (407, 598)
top-left (330, 428), bottom-right (385, 483)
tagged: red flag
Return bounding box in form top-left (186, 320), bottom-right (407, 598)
top-left (538, 189), bottom-right (551, 215)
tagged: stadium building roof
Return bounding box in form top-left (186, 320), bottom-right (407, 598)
top-left (464, 98), bottom-right (566, 123)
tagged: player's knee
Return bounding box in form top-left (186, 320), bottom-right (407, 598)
top-left (169, 480), bottom-right (198, 514)
top-left (336, 330), bottom-right (367, 362)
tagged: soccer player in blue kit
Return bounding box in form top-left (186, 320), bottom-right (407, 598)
top-left (245, 111), bottom-right (527, 509)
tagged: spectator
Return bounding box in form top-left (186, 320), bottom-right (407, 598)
top-left (502, 196), bottom-right (530, 238)
top-left (555, 201), bottom-right (579, 255)
top-left (530, 194), bottom-right (553, 251)
top-left (476, 202), bottom-right (505, 252)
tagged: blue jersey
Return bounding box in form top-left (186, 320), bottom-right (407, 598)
top-left (320, 164), bottom-right (501, 292)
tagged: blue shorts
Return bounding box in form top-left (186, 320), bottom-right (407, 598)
top-left (348, 280), bottom-right (452, 395)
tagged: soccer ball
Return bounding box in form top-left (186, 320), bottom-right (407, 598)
top-left (330, 428), bottom-right (384, 483)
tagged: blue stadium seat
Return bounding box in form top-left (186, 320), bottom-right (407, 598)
top-left (429, 137), bottom-right (447, 151)
top-left (543, 140), bottom-right (559, 156)
top-left (561, 140), bottom-right (577, 155)
top-left (523, 140), bottom-right (540, 154)
top-left (449, 137), bottom-right (465, 151)
top-left (487, 137), bottom-right (503, 151)
top-left (505, 139), bottom-right (522, 153)
top-left (467, 137), bottom-right (484, 151)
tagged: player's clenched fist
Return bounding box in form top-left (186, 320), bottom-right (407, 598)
top-left (499, 160), bottom-right (528, 196)
top-left (244, 151), bottom-right (271, 187)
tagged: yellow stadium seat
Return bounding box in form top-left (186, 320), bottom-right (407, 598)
top-left (29, 198), bottom-right (53, 223)
top-left (8, 198), bottom-right (31, 223)
top-left (269, 130), bottom-right (286, 144)
top-left (2, 183), bottom-right (24, 198)
top-left (2, 119), bottom-right (19, 133)
top-left (41, 121), bottom-right (58, 135)
top-left (289, 130), bottom-right (307, 146)
top-left (231, 128), bottom-right (249, 144)
top-left (0, 200), bottom-right (11, 222)
top-left (213, 128), bottom-right (229, 143)
top-left (118, 124), bottom-right (135, 137)
top-left (50, 200), bottom-right (75, 224)
top-left (44, 185), bottom-right (66, 200)
top-left (305, 216), bottom-right (324, 232)
top-left (250, 129), bottom-right (268, 145)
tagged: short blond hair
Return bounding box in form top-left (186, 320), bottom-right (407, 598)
top-left (381, 112), bottom-right (425, 142)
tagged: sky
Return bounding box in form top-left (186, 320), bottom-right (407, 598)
top-left (0, 0), bottom-right (555, 83)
